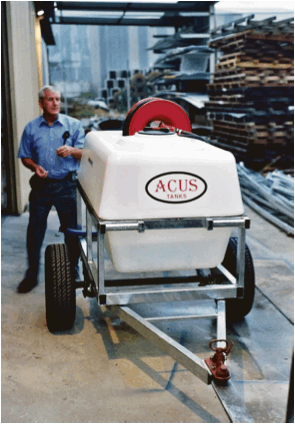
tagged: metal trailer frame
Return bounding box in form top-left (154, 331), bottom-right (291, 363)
top-left (75, 181), bottom-right (253, 422)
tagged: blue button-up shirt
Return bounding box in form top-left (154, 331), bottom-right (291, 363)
top-left (18, 113), bottom-right (85, 179)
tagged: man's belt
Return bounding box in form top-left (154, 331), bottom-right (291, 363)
top-left (44, 172), bottom-right (77, 182)
top-left (30, 172), bottom-right (77, 188)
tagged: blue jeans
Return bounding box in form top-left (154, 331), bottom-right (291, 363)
top-left (25, 174), bottom-right (80, 280)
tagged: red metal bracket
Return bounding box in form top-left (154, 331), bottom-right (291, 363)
top-left (205, 339), bottom-right (233, 381)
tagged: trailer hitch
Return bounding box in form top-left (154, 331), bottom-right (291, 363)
top-left (205, 339), bottom-right (233, 381)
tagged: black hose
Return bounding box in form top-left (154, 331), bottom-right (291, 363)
top-left (176, 129), bottom-right (210, 143)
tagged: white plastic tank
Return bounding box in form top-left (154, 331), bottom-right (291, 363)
top-left (78, 130), bottom-right (244, 272)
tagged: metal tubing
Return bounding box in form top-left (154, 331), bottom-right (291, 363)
top-left (217, 265), bottom-right (237, 285)
top-left (146, 313), bottom-right (218, 322)
top-left (112, 305), bottom-right (212, 384)
top-left (144, 217), bottom-right (207, 230)
top-left (86, 208), bottom-right (93, 264)
top-left (104, 275), bottom-right (202, 287)
top-left (102, 221), bottom-right (144, 232)
top-left (242, 194), bottom-right (294, 235)
top-left (76, 187), bottom-right (82, 230)
top-left (237, 226), bottom-right (246, 291)
top-left (212, 380), bottom-right (254, 423)
top-left (97, 223), bottom-right (106, 295)
top-left (238, 166), bottom-right (293, 218)
top-left (217, 301), bottom-right (227, 349)
top-left (99, 216), bottom-right (249, 233)
top-left (212, 217), bottom-right (248, 228)
top-left (103, 285), bottom-right (237, 306)
top-left (242, 185), bottom-right (294, 219)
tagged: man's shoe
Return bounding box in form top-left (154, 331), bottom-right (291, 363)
top-left (17, 277), bottom-right (38, 293)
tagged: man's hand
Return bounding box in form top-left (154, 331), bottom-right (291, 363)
top-left (35, 165), bottom-right (48, 178)
top-left (56, 145), bottom-right (73, 158)
top-left (21, 158), bottom-right (48, 178)
top-left (56, 146), bottom-right (83, 160)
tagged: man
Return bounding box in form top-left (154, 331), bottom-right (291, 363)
top-left (17, 85), bottom-right (85, 293)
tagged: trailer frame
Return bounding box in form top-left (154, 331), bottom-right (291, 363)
top-left (69, 181), bottom-right (254, 422)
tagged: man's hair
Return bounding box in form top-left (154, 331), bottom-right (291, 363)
top-left (38, 85), bottom-right (60, 101)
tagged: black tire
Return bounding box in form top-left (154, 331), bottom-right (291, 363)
top-left (45, 243), bottom-right (76, 332)
top-left (222, 237), bottom-right (255, 322)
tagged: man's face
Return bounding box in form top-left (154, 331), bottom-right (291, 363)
top-left (39, 89), bottom-right (61, 117)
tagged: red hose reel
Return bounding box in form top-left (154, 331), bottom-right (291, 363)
top-left (122, 98), bottom-right (191, 136)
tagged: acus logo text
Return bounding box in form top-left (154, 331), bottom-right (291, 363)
top-left (145, 172), bottom-right (207, 204)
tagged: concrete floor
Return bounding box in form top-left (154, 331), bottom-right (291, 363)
top-left (1, 204), bottom-right (293, 423)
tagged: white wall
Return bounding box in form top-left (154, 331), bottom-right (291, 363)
top-left (6, 1), bottom-right (41, 213)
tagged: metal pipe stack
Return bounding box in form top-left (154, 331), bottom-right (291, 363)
top-left (207, 15), bottom-right (294, 171)
top-left (237, 163), bottom-right (294, 234)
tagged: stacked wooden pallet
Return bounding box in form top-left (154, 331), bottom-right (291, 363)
top-left (207, 15), bottom-right (294, 170)
top-left (209, 117), bottom-right (294, 160)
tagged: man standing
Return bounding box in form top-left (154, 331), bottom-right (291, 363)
top-left (17, 85), bottom-right (85, 293)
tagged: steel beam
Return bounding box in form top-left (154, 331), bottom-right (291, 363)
top-left (104, 284), bottom-right (237, 306)
top-left (112, 305), bottom-right (212, 384)
top-left (212, 380), bottom-right (254, 423)
top-left (216, 300), bottom-right (227, 349)
top-left (55, 1), bottom-right (216, 12)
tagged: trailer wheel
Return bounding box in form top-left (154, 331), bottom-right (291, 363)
top-left (222, 237), bottom-right (255, 322)
top-left (45, 243), bottom-right (76, 332)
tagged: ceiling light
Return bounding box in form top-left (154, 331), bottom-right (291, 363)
top-left (124, 12), bottom-right (164, 19)
top-left (180, 34), bottom-right (210, 38)
top-left (95, 1), bottom-right (178, 4)
top-left (127, 1), bottom-right (178, 4)
top-left (60, 10), bottom-right (123, 19)
top-left (179, 12), bottom-right (210, 17)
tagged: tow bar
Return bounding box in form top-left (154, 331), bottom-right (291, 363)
top-left (205, 339), bottom-right (254, 422)
top-left (110, 301), bottom-right (253, 423)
